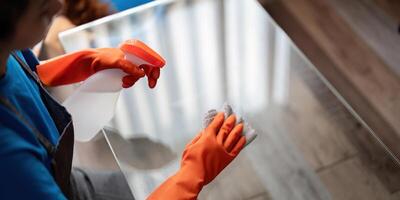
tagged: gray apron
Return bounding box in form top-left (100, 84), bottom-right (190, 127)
top-left (2, 52), bottom-right (75, 199)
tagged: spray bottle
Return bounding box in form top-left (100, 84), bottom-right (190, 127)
top-left (62, 40), bottom-right (165, 142)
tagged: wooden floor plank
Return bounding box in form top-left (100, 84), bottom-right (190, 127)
top-left (246, 192), bottom-right (272, 200)
top-left (391, 191), bottom-right (400, 200)
top-left (318, 157), bottom-right (393, 200)
top-left (371, 0), bottom-right (400, 23)
top-left (328, 0), bottom-right (400, 76)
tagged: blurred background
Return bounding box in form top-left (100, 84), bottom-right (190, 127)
top-left (38, 0), bottom-right (400, 199)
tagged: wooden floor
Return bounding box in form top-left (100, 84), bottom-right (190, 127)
top-left (259, 0), bottom-right (400, 160)
top-left (286, 52), bottom-right (400, 200)
top-left (257, 0), bottom-right (400, 199)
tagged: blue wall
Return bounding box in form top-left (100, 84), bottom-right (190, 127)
top-left (106, 0), bottom-right (153, 11)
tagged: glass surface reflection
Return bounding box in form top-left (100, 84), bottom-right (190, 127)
top-left (60, 0), bottom-right (399, 199)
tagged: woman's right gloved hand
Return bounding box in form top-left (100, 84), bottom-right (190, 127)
top-left (147, 112), bottom-right (246, 200)
top-left (37, 40), bottom-right (165, 88)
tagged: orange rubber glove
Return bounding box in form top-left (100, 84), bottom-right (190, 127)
top-left (37, 40), bottom-right (165, 88)
top-left (148, 113), bottom-right (246, 200)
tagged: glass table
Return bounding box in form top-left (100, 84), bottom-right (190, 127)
top-left (59, 0), bottom-right (400, 199)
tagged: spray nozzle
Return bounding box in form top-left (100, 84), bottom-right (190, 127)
top-left (120, 39), bottom-right (165, 68)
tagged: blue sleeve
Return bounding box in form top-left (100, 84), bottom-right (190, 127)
top-left (0, 108), bottom-right (66, 200)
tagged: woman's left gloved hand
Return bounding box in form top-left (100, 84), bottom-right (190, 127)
top-left (37, 40), bottom-right (165, 88)
top-left (147, 112), bottom-right (246, 200)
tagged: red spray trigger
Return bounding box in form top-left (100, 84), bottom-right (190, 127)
top-left (120, 39), bottom-right (166, 68)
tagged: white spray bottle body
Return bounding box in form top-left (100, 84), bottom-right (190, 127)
top-left (62, 52), bottom-right (150, 142)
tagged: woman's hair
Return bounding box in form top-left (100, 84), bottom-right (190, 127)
top-left (62, 0), bottom-right (113, 26)
top-left (0, 0), bottom-right (29, 40)
top-left (0, 0), bottom-right (112, 41)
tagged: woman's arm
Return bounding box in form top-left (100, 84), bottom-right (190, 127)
top-left (0, 112), bottom-right (67, 200)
